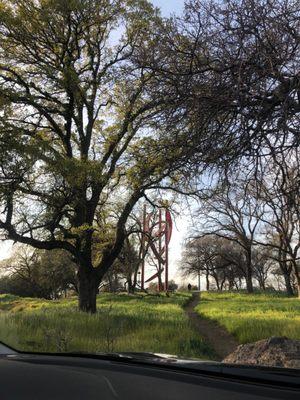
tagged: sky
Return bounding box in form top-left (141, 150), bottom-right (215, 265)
top-left (0, 0), bottom-right (191, 285)
top-left (151, 0), bottom-right (185, 16)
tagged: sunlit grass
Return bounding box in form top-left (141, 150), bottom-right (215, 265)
top-left (195, 291), bottom-right (300, 343)
top-left (0, 292), bottom-right (214, 360)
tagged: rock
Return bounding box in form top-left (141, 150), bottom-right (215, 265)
top-left (223, 337), bottom-right (300, 369)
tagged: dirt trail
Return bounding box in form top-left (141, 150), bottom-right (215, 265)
top-left (184, 292), bottom-right (238, 361)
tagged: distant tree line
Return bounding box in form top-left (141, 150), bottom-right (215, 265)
top-left (0, 247), bottom-right (78, 299)
top-left (181, 150), bottom-right (300, 296)
top-left (0, 238), bottom-right (178, 298)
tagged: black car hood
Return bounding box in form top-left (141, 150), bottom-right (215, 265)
top-left (1, 341), bottom-right (299, 389)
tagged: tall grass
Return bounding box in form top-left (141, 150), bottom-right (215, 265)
top-left (195, 291), bottom-right (300, 343)
top-left (0, 293), bottom-right (214, 359)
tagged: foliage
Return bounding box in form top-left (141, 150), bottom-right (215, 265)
top-left (147, 280), bottom-right (178, 292)
top-left (110, 235), bottom-right (141, 293)
top-left (0, 0), bottom-right (222, 312)
top-left (0, 246), bottom-right (77, 299)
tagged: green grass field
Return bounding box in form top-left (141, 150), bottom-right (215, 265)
top-left (0, 292), bottom-right (214, 359)
top-left (2, 291), bottom-right (298, 359)
top-left (195, 291), bottom-right (300, 343)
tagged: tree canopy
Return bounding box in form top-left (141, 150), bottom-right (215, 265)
top-left (0, 0), bottom-right (221, 311)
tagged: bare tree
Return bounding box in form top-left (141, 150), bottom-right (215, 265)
top-left (171, 0), bottom-right (300, 162)
top-left (180, 235), bottom-right (244, 291)
top-left (181, 236), bottom-right (217, 291)
top-left (196, 179), bottom-right (264, 292)
top-left (251, 247), bottom-right (273, 291)
top-left (254, 149), bottom-right (300, 296)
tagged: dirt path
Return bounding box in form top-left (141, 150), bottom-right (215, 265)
top-left (184, 292), bottom-right (239, 361)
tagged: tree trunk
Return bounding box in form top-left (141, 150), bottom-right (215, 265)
top-left (296, 275), bottom-right (300, 299)
top-left (257, 275), bottom-right (266, 291)
top-left (213, 274), bottom-right (220, 290)
top-left (291, 260), bottom-right (300, 298)
top-left (283, 270), bottom-right (294, 296)
top-left (132, 265), bottom-right (139, 292)
top-left (205, 270), bottom-right (210, 291)
top-left (78, 270), bottom-right (98, 313)
top-left (220, 278), bottom-right (226, 291)
top-left (278, 247), bottom-right (295, 296)
top-left (245, 274), bottom-right (254, 293)
top-left (245, 253), bottom-right (254, 293)
top-left (107, 273), bottom-right (114, 293)
top-left (127, 275), bottom-right (134, 294)
top-left (279, 260), bottom-right (294, 296)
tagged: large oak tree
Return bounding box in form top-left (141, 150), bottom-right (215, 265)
top-left (0, 0), bottom-right (223, 312)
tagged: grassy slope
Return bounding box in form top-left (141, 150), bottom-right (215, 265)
top-left (0, 293), bottom-right (214, 359)
top-left (195, 291), bottom-right (300, 343)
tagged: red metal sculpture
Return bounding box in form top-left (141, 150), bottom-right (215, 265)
top-left (140, 205), bottom-right (172, 291)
